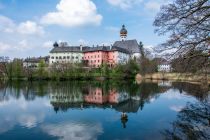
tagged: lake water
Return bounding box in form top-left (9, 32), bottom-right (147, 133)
top-left (0, 81), bottom-right (209, 140)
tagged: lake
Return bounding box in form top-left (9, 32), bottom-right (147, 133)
top-left (0, 81), bottom-right (209, 140)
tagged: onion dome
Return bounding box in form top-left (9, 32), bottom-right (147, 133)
top-left (120, 25), bottom-right (127, 36)
top-left (53, 41), bottom-right (59, 47)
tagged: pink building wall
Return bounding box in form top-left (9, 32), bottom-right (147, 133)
top-left (108, 89), bottom-right (119, 103)
top-left (84, 88), bottom-right (120, 104)
top-left (83, 51), bottom-right (118, 67)
top-left (84, 88), bottom-right (108, 104)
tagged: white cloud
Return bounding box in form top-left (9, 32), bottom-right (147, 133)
top-left (42, 122), bottom-right (103, 140)
top-left (0, 15), bottom-right (15, 33)
top-left (144, 0), bottom-right (171, 13)
top-left (41, 0), bottom-right (102, 27)
top-left (0, 40), bottom-right (33, 54)
top-left (0, 94), bottom-right (49, 133)
top-left (170, 105), bottom-right (184, 112)
top-left (43, 41), bottom-right (53, 48)
top-left (17, 21), bottom-right (45, 35)
top-left (0, 15), bottom-right (45, 36)
top-left (107, 0), bottom-right (143, 9)
top-left (0, 42), bottom-right (12, 52)
top-left (18, 40), bottom-right (32, 50)
top-left (18, 114), bottom-right (38, 128)
top-left (144, 1), bottom-right (161, 11)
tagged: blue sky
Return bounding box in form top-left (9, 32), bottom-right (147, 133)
top-left (0, 0), bottom-right (170, 58)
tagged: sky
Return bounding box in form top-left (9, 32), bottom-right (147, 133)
top-left (0, 0), bottom-right (171, 59)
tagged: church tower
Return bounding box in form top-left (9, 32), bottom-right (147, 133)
top-left (120, 25), bottom-right (127, 41)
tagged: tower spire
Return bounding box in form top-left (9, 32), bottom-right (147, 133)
top-left (120, 25), bottom-right (127, 41)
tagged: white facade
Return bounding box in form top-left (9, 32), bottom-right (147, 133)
top-left (158, 64), bottom-right (171, 72)
top-left (23, 62), bottom-right (39, 68)
top-left (131, 53), bottom-right (141, 59)
top-left (49, 52), bottom-right (83, 65)
top-left (116, 51), bottom-right (130, 64)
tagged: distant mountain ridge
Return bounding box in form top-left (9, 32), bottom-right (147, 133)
top-left (143, 45), bottom-right (178, 60)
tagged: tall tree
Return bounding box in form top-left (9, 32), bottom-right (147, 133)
top-left (154, 0), bottom-right (210, 55)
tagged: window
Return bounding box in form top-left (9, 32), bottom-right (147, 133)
top-left (51, 57), bottom-right (54, 59)
top-left (76, 56), bottom-right (78, 59)
top-left (98, 60), bottom-right (100, 63)
top-left (72, 56), bottom-right (74, 59)
top-left (56, 57), bottom-right (58, 59)
top-left (59, 56), bottom-right (62, 59)
top-left (67, 56), bottom-right (70, 59)
top-left (63, 56), bottom-right (66, 59)
top-left (98, 55), bottom-right (100, 58)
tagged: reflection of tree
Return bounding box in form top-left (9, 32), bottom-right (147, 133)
top-left (162, 101), bottom-right (210, 140)
top-left (172, 82), bottom-right (209, 101)
top-left (0, 81), bottom-right (50, 102)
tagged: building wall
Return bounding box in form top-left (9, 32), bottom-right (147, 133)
top-left (158, 64), bottom-right (171, 72)
top-left (49, 52), bottom-right (83, 65)
top-left (83, 51), bottom-right (108, 67)
top-left (83, 51), bottom-right (129, 68)
top-left (116, 51), bottom-right (129, 64)
top-left (131, 53), bottom-right (141, 59)
top-left (23, 62), bottom-right (39, 68)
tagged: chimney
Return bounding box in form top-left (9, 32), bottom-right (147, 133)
top-left (80, 44), bottom-right (83, 51)
top-left (110, 44), bottom-right (112, 50)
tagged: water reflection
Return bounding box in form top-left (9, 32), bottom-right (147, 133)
top-left (163, 101), bottom-right (210, 140)
top-left (48, 82), bottom-right (164, 113)
top-left (0, 80), bottom-right (209, 140)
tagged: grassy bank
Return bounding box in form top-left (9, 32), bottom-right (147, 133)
top-left (144, 72), bottom-right (210, 84)
top-left (0, 59), bottom-right (140, 81)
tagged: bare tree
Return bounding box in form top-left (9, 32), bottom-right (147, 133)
top-left (154, 0), bottom-right (210, 83)
top-left (154, 0), bottom-right (210, 53)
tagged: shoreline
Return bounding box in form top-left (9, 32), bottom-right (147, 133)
top-left (1, 72), bottom-right (210, 85)
top-left (143, 72), bottom-right (210, 85)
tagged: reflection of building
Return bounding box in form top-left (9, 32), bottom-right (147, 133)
top-left (84, 88), bottom-right (129, 104)
top-left (158, 81), bottom-right (172, 87)
top-left (49, 82), bottom-right (162, 113)
top-left (109, 89), bottom-right (129, 103)
top-left (50, 93), bottom-right (84, 104)
top-left (84, 88), bottom-right (107, 104)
